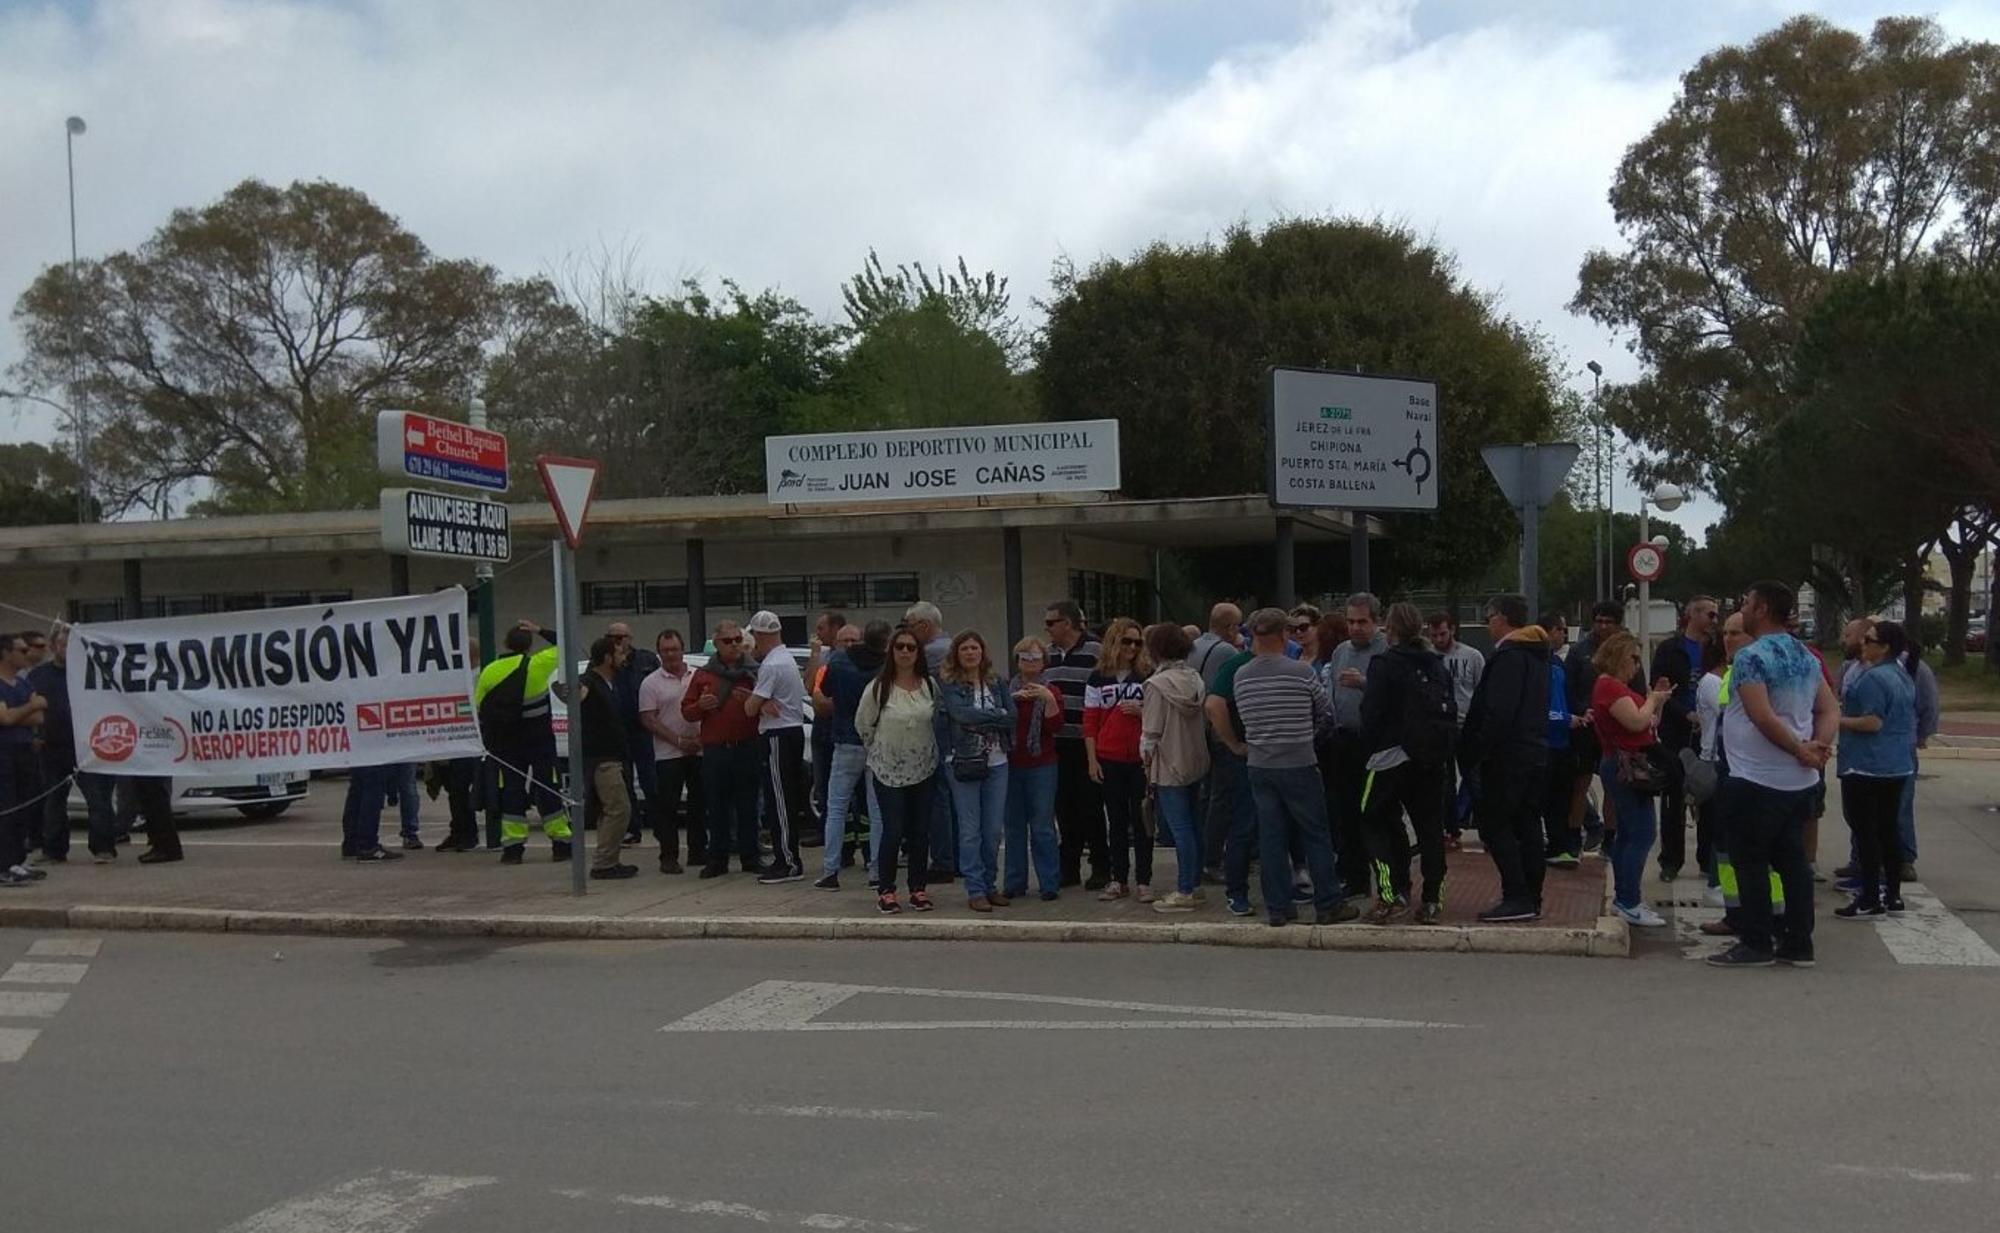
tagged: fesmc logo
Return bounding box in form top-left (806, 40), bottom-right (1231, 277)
top-left (356, 695), bottom-right (473, 733)
top-left (88, 714), bottom-right (188, 763)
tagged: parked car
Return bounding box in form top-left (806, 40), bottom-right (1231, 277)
top-left (553, 648), bottom-right (816, 762)
top-left (1968, 615), bottom-right (1986, 654)
top-left (69, 769), bottom-right (310, 821)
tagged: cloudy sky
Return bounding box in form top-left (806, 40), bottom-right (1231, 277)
top-left (5, 0), bottom-right (1997, 537)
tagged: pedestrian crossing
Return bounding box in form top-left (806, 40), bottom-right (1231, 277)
top-left (0, 935), bottom-right (100, 1063)
top-left (1666, 882), bottom-right (2000, 967)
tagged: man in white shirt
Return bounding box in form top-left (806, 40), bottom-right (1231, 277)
top-left (745, 610), bottom-right (808, 884)
top-left (637, 629), bottom-right (706, 874)
top-left (1708, 580), bottom-right (1839, 969)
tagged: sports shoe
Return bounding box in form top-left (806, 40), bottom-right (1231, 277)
top-left (1703, 885), bottom-right (1725, 908)
top-left (500, 845), bottom-right (525, 866)
top-left (1039, 891), bottom-right (1059, 902)
top-left (352, 847), bottom-right (403, 862)
top-left (1834, 875), bottom-right (1866, 893)
top-left (1153, 891), bottom-right (1198, 914)
top-left (135, 849), bottom-right (183, 865)
top-left (1415, 901), bottom-right (1444, 926)
top-left (1477, 900), bottom-right (1538, 923)
top-left (758, 865), bottom-right (805, 885)
top-left (876, 892), bottom-right (900, 915)
top-left (1361, 898), bottom-right (1408, 926)
top-left (1707, 943), bottom-right (1776, 968)
top-left (621, 833), bottom-right (642, 848)
top-left (589, 863), bottom-right (638, 880)
top-left (813, 873), bottom-right (839, 891)
top-left (1834, 900), bottom-right (1885, 920)
top-left (91, 850), bottom-right (116, 865)
top-left (659, 858), bottom-right (684, 875)
top-left (1658, 864), bottom-right (1680, 883)
top-left (30, 852), bottom-right (66, 865)
top-left (908, 891), bottom-right (935, 912)
top-left (401, 836), bottom-right (424, 851)
top-left (1315, 901), bottom-right (1361, 925)
top-left (1133, 885), bottom-right (1154, 905)
top-left (1545, 852), bottom-right (1579, 869)
top-left (1200, 867), bottom-right (1225, 886)
top-left (0, 869), bottom-right (31, 888)
top-left (1884, 896), bottom-right (1907, 915)
top-left (1097, 881), bottom-right (1127, 902)
top-left (550, 840), bottom-right (572, 863)
top-left (13, 864), bottom-right (49, 879)
top-left (1774, 946), bottom-right (1816, 968)
top-left (1581, 831), bottom-right (1604, 856)
top-left (698, 862), bottom-right (729, 879)
top-left (1833, 863), bottom-right (1859, 879)
top-left (1226, 895), bottom-right (1253, 917)
top-left (1613, 903), bottom-right (1667, 928)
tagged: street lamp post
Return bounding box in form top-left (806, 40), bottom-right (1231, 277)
top-left (1638, 482), bottom-right (1684, 663)
top-left (1587, 361), bottom-right (1604, 603)
top-left (65, 115), bottom-right (88, 524)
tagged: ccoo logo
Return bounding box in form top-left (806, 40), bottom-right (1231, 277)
top-left (89, 715), bottom-right (138, 763)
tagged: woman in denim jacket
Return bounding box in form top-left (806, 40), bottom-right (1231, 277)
top-left (938, 631), bottom-right (1017, 912)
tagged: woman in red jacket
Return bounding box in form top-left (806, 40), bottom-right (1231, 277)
top-left (1085, 617), bottom-right (1151, 902)
top-left (1002, 636), bottom-right (1065, 901)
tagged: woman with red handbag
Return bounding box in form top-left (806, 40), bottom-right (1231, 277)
top-left (1590, 631), bottom-right (1673, 928)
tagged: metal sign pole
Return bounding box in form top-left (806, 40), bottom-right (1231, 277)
top-left (1518, 448), bottom-right (1542, 616)
top-left (552, 538), bottom-right (587, 896)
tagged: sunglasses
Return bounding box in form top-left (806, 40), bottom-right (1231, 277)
top-left (1286, 622), bottom-right (1310, 633)
top-left (894, 642), bottom-right (919, 652)
top-left (1017, 653), bottom-right (1044, 663)
top-left (1044, 618), bottom-right (1068, 628)
top-left (1120, 637), bottom-right (1142, 647)
top-left (716, 635), bottom-right (743, 644)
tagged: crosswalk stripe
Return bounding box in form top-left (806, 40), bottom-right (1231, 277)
top-left (0, 1026), bottom-right (40, 1062)
top-left (26, 938), bottom-right (102, 958)
top-left (1874, 883), bottom-right (2000, 967)
top-left (0, 991), bottom-right (70, 1018)
top-left (219, 1169), bottom-right (498, 1233)
top-left (0, 962), bottom-right (89, 984)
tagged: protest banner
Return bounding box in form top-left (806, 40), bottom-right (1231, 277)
top-left (69, 588), bottom-right (483, 775)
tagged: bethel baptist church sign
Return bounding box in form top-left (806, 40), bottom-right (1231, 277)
top-left (764, 420), bottom-right (1121, 504)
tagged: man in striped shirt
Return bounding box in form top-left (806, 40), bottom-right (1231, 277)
top-left (1043, 599), bottom-right (1110, 889)
top-left (1219, 608), bottom-right (1357, 927)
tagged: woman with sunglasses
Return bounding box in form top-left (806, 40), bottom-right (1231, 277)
top-left (1835, 621), bottom-right (1917, 918)
top-left (939, 630), bottom-right (1016, 912)
top-left (1287, 605), bottom-right (1322, 661)
top-left (1590, 631), bottom-right (1673, 927)
top-left (855, 631), bottom-right (940, 914)
top-left (1085, 617), bottom-right (1153, 902)
top-left (1003, 637), bottom-right (1065, 901)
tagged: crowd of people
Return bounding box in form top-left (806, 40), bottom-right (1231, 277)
top-left (0, 579), bottom-right (1939, 967)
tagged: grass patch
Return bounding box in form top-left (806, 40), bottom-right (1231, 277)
top-left (1928, 653), bottom-right (2000, 712)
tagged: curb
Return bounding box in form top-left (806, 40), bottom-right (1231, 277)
top-left (1915, 745), bottom-right (2000, 761)
top-left (1, 903), bottom-right (1627, 957)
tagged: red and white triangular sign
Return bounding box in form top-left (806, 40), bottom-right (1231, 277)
top-left (535, 455), bottom-right (601, 550)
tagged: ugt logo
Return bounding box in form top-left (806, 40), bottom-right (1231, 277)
top-left (89, 715), bottom-right (138, 763)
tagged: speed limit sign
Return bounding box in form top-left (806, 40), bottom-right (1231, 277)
top-left (1627, 542), bottom-right (1666, 583)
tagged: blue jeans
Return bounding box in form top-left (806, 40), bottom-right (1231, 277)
top-left (1155, 783), bottom-right (1203, 895)
top-left (1003, 761), bottom-right (1060, 897)
top-left (1598, 755), bottom-right (1658, 911)
top-left (72, 770), bottom-right (119, 857)
top-left (1211, 748), bottom-right (1260, 902)
top-left (390, 762), bottom-right (421, 840)
top-left (1246, 764), bottom-right (1340, 922)
top-left (950, 763), bottom-right (1009, 899)
top-left (341, 764), bottom-right (391, 855)
top-left (820, 743), bottom-right (880, 878)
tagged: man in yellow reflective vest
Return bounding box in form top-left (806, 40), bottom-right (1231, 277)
top-left (476, 620), bottom-right (572, 865)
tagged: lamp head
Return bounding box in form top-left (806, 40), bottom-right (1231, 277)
top-left (65, 116), bottom-right (86, 136)
top-left (1585, 360), bottom-right (1603, 378)
top-left (1649, 482), bottom-right (1685, 513)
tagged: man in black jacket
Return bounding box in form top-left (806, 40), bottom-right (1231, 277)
top-left (1357, 603), bottom-right (1456, 926)
top-left (1650, 595), bottom-right (1717, 882)
top-left (582, 636), bottom-right (639, 880)
top-left (1461, 594), bottom-right (1554, 922)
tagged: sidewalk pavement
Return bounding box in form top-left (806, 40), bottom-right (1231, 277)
top-left (0, 811), bottom-right (1625, 956)
top-left (1932, 714), bottom-right (2000, 755)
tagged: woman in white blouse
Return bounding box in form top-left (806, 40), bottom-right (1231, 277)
top-left (856, 631), bottom-right (940, 915)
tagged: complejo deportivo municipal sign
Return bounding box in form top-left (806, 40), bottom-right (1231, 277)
top-left (1266, 367), bottom-right (1441, 512)
top-left (765, 420), bottom-right (1120, 505)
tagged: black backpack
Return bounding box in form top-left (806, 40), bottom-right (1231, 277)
top-left (1400, 652), bottom-right (1459, 765)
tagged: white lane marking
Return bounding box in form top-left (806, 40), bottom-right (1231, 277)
top-left (1874, 883), bottom-right (2000, 967)
top-left (0, 962), bottom-right (88, 985)
top-left (662, 980), bottom-right (1458, 1033)
top-left (219, 1169), bottom-right (498, 1233)
top-left (26, 938), bottom-right (101, 958)
top-left (1826, 1163), bottom-right (1988, 1184)
top-left (653, 1098), bottom-right (938, 1121)
top-left (0, 1026), bottom-right (40, 1062)
top-left (0, 991), bottom-right (70, 1017)
top-left (557, 1187), bottom-right (922, 1231)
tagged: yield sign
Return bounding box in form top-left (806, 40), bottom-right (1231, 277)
top-left (660, 981), bottom-right (1460, 1032)
top-left (535, 455), bottom-right (601, 550)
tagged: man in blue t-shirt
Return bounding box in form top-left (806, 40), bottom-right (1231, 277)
top-left (1708, 581), bottom-right (1839, 969)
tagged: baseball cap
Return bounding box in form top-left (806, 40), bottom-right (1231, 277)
top-left (747, 610), bottom-right (783, 635)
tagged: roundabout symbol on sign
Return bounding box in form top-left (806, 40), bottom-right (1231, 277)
top-left (1391, 431), bottom-right (1432, 494)
top-left (1627, 543), bottom-right (1666, 584)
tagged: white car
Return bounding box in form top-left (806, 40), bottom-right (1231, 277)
top-left (553, 648), bottom-right (817, 762)
top-left (68, 769), bottom-right (310, 821)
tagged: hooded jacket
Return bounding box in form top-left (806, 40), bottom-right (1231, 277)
top-left (1460, 625), bottom-right (1553, 767)
top-left (1358, 641), bottom-right (1451, 758)
top-left (1140, 661), bottom-right (1210, 787)
top-left (823, 645), bottom-right (886, 746)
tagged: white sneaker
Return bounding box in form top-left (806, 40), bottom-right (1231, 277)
top-left (1153, 891), bottom-right (1198, 914)
top-left (1615, 903), bottom-right (1668, 928)
top-left (1703, 885), bottom-right (1725, 908)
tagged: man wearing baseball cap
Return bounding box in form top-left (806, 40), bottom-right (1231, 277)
top-left (745, 611), bottom-right (808, 883)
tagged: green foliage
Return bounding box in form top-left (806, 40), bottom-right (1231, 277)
top-left (1037, 217), bottom-right (1564, 594)
top-left (789, 301), bottom-right (1030, 434)
top-left (1572, 15), bottom-right (2000, 494)
top-left (8, 179), bottom-right (506, 515)
top-left (0, 443), bottom-right (95, 526)
top-left (840, 249), bottom-right (1023, 366)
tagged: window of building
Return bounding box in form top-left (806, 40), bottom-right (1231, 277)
top-left (1069, 571), bottom-right (1149, 628)
top-left (70, 599), bottom-right (121, 623)
top-left (867, 573), bottom-right (920, 606)
top-left (758, 576), bottom-right (809, 608)
top-left (704, 578), bottom-right (748, 610)
top-left (642, 581), bottom-right (688, 612)
top-left (582, 582), bottom-right (640, 615)
top-left (813, 575), bottom-right (865, 608)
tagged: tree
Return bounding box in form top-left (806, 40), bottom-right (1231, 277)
top-left (0, 443), bottom-right (95, 526)
top-left (840, 249), bottom-right (1024, 366)
top-left (8, 179), bottom-right (507, 516)
top-left (789, 300), bottom-right (1030, 433)
top-left (1572, 16), bottom-right (2000, 496)
top-left (485, 278), bottom-right (841, 498)
top-left (1037, 217), bottom-right (1565, 594)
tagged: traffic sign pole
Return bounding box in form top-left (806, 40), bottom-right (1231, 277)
top-left (1480, 442), bottom-right (1581, 618)
top-left (553, 538), bottom-right (587, 897)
